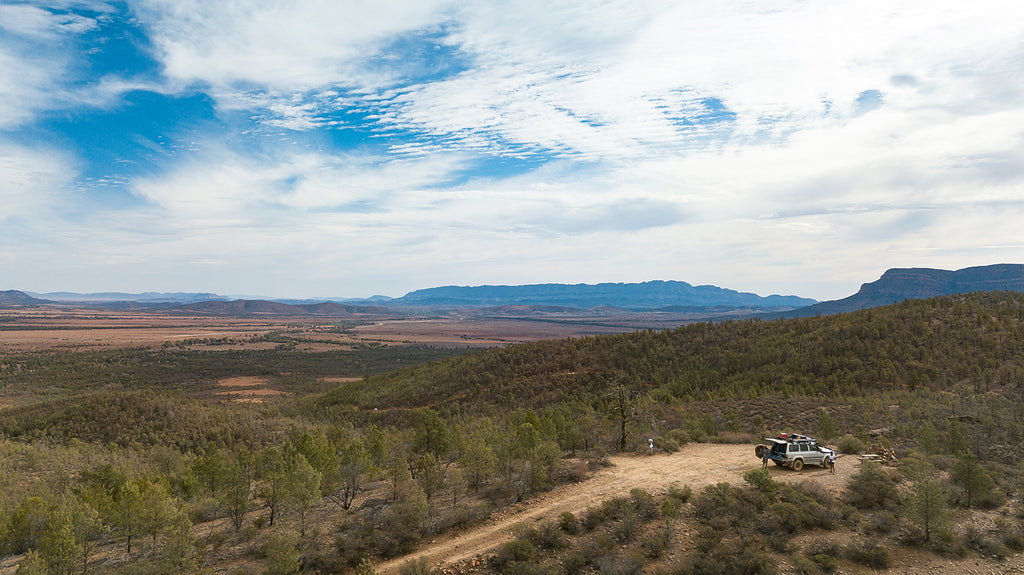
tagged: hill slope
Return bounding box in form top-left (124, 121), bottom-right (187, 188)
top-left (319, 291), bottom-right (1024, 417)
top-left (788, 263), bottom-right (1024, 317)
top-left (177, 299), bottom-right (393, 316)
top-left (0, 289), bottom-right (48, 307)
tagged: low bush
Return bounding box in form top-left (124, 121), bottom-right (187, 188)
top-left (845, 462), bottom-right (898, 510)
top-left (963, 525), bottom-right (1008, 559)
top-left (743, 468), bottom-right (778, 495)
top-left (611, 509), bottom-right (640, 543)
top-left (666, 483), bottom-right (692, 504)
top-left (398, 558), bottom-right (436, 575)
top-left (531, 522), bottom-right (569, 550)
top-left (790, 554), bottom-right (817, 575)
top-left (582, 507), bottom-right (606, 531)
top-left (595, 553), bottom-right (643, 575)
top-left (657, 436), bottom-right (680, 453)
top-left (996, 517), bottom-right (1024, 551)
top-left (594, 532), bottom-right (616, 553)
top-left (601, 496), bottom-right (633, 521)
top-left (844, 539), bottom-right (891, 569)
top-left (863, 509), bottom-right (899, 535)
top-left (502, 561), bottom-right (551, 575)
top-left (630, 488), bottom-right (659, 520)
top-left (680, 540), bottom-right (777, 575)
top-left (639, 523), bottom-right (672, 558)
top-left (558, 511), bottom-right (579, 534)
top-left (562, 552), bottom-right (589, 575)
top-left (807, 551), bottom-right (839, 573)
top-left (836, 435), bottom-right (866, 455)
top-left (493, 539), bottom-right (535, 569)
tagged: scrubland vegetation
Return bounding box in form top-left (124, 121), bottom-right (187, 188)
top-left (3, 292), bottom-right (1024, 573)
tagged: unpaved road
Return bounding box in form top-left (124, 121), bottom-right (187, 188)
top-left (378, 443), bottom-right (853, 573)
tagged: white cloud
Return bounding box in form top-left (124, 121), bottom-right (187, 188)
top-left (0, 3), bottom-right (113, 128)
top-left (129, 147), bottom-right (469, 216)
top-left (0, 144), bottom-right (75, 222)
top-left (7, 0), bottom-right (1024, 299)
top-left (134, 0), bottom-right (455, 91)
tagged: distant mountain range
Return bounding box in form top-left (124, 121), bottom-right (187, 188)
top-left (6, 265), bottom-right (1024, 317)
top-left (391, 281), bottom-right (816, 309)
top-left (784, 264), bottom-right (1024, 317)
top-left (26, 291), bottom-right (228, 304)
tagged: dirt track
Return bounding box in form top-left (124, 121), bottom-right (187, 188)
top-left (377, 443), bottom-right (854, 573)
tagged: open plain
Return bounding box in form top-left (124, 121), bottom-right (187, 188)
top-left (0, 305), bottom-right (656, 352)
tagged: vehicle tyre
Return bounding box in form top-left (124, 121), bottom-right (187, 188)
top-left (792, 459), bottom-right (804, 471)
top-left (755, 445), bottom-right (767, 458)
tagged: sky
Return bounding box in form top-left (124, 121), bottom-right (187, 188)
top-left (2, 1), bottom-right (1023, 301)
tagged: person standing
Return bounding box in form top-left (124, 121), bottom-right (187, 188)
top-left (828, 451), bottom-right (836, 474)
top-left (762, 446), bottom-right (770, 469)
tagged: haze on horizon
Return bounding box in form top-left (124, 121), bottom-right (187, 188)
top-left (2, 1), bottom-right (1023, 301)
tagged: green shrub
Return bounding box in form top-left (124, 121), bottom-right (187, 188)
top-left (661, 497), bottom-right (680, 520)
top-left (666, 483), bottom-right (692, 504)
top-left (639, 524), bottom-right (672, 558)
top-left (399, 558), bottom-right (436, 575)
top-left (630, 488), bottom-right (659, 520)
top-left (658, 436), bottom-right (680, 453)
top-left (681, 540), bottom-right (776, 575)
top-left (836, 435), bottom-right (865, 455)
top-left (844, 539), bottom-right (891, 569)
top-left (594, 532), bottom-right (616, 553)
top-left (863, 510), bottom-right (898, 534)
top-left (805, 540), bottom-right (841, 573)
top-left (355, 558), bottom-right (377, 575)
top-left (595, 553), bottom-right (643, 575)
top-left (601, 496), bottom-right (632, 521)
top-left (963, 525), bottom-right (1008, 559)
top-left (264, 529), bottom-right (301, 575)
top-left (611, 509), bottom-right (640, 543)
top-left (493, 539), bottom-right (535, 568)
top-left (503, 561), bottom-right (550, 575)
top-left (558, 511), bottom-right (578, 534)
top-left (763, 502), bottom-right (803, 534)
top-left (996, 517), bottom-right (1024, 551)
top-left (562, 552), bottom-right (589, 575)
top-left (582, 507), bottom-right (606, 531)
top-left (845, 462), bottom-right (898, 510)
top-left (667, 428), bottom-right (689, 448)
top-left (531, 522), bottom-right (568, 550)
top-left (808, 551), bottom-right (839, 573)
top-left (790, 554), bottom-right (817, 575)
top-left (743, 468), bottom-right (778, 494)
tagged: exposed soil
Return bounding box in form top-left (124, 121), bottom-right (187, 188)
top-left (215, 376), bottom-right (287, 403)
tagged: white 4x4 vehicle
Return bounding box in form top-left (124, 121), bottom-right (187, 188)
top-left (755, 433), bottom-right (834, 471)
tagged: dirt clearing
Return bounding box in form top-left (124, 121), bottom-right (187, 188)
top-left (377, 443), bottom-right (855, 573)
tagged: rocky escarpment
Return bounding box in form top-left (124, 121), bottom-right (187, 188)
top-left (787, 264), bottom-right (1024, 317)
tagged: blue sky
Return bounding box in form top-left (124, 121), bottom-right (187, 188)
top-left (2, 0), bottom-right (1023, 300)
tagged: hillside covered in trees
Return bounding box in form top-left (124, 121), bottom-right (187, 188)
top-left (318, 292), bottom-right (1024, 456)
top-left (2, 292), bottom-right (1024, 573)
